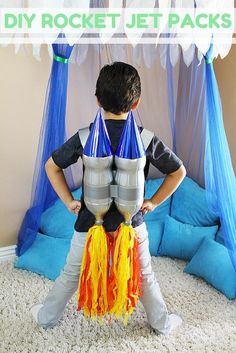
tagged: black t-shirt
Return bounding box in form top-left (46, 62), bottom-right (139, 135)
top-left (52, 119), bottom-right (183, 232)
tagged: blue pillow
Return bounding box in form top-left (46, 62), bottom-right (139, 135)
top-left (215, 227), bottom-right (225, 245)
top-left (40, 187), bottom-right (82, 239)
top-left (171, 177), bottom-right (219, 226)
top-left (144, 178), bottom-right (171, 222)
top-left (14, 233), bottom-right (71, 281)
top-left (145, 220), bottom-right (164, 256)
top-left (184, 238), bottom-right (236, 300)
top-left (159, 215), bottom-right (218, 260)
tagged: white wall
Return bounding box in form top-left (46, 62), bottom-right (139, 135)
top-left (0, 45), bottom-right (51, 247)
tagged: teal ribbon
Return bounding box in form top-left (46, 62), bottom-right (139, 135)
top-left (205, 56), bottom-right (213, 64)
top-left (53, 55), bottom-right (69, 64)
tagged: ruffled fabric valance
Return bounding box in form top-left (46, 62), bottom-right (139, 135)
top-left (0, 0), bottom-right (234, 68)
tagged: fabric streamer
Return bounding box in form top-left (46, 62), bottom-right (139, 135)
top-left (77, 224), bottom-right (112, 320)
top-left (77, 223), bottom-right (142, 324)
top-left (108, 223), bottom-right (142, 325)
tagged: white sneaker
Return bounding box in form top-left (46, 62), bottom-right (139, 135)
top-left (153, 313), bottom-right (183, 336)
top-left (30, 303), bottom-right (44, 324)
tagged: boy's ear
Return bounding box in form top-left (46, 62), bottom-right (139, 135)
top-left (131, 97), bottom-right (141, 110)
top-left (96, 97), bottom-right (102, 107)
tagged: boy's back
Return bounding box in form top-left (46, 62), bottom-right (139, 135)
top-left (52, 116), bottom-right (183, 233)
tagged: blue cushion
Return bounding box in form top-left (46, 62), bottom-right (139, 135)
top-left (171, 177), bottom-right (219, 226)
top-left (14, 233), bottom-right (71, 281)
top-left (215, 227), bottom-right (225, 245)
top-left (144, 178), bottom-right (171, 222)
top-left (159, 215), bottom-right (218, 260)
top-left (146, 220), bottom-right (164, 256)
top-left (40, 187), bottom-right (82, 238)
top-left (184, 238), bottom-right (236, 300)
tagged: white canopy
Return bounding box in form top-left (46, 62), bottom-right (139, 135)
top-left (0, 0), bottom-right (234, 68)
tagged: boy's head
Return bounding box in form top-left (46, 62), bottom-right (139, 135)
top-left (95, 62), bottom-right (141, 115)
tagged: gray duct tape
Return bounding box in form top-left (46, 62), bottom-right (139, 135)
top-left (84, 183), bottom-right (142, 201)
top-left (141, 128), bottom-right (154, 150)
top-left (118, 186), bottom-right (142, 201)
top-left (78, 127), bottom-right (90, 148)
top-left (84, 185), bottom-right (110, 199)
top-left (110, 184), bottom-right (118, 198)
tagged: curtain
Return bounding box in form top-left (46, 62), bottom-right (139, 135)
top-left (167, 42), bottom-right (236, 268)
top-left (16, 34), bottom-right (74, 256)
top-left (204, 49), bottom-right (236, 269)
top-left (171, 48), bottom-right (206, 187)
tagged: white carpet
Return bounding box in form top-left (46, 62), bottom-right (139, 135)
top-left (1, 256), bottom-right (236, 353)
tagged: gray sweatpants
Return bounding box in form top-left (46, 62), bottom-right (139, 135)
top-left (37, 222), bottom-right (171, 333)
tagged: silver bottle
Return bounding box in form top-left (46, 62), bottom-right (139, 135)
top-left (114, 155), bottom-right (146, 224)
top-left (83, 155), bottom-right (113, 223)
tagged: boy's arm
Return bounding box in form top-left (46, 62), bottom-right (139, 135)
top-left (141, 165), bottom-right (186, 214)
top-left (45, 132), bottom-right (83, 215)
top-left (141, 135), bottom-right (186, 215)
top-left (45, 157), bottom-right (81, 215)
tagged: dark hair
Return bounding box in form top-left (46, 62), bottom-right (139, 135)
top-left (95, 62), bottom-right (141, 114)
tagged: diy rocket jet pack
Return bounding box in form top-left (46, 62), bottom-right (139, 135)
top-left (76, 110), bottom-right (154, 324)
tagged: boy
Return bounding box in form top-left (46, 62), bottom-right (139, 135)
top-left (31, 62), bottom-right (186, 335)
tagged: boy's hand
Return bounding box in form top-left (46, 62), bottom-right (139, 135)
top-left (67, 200), bottom-right (81, 215)
top-left (141, 199), bottom-right (157, 215)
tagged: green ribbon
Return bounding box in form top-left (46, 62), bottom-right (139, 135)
top-left (205, 56), bottom-right (213, 64)
top-left (53, 55), bottom-right (69, 64)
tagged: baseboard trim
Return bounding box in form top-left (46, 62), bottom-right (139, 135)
top-left (0, 245), bottom-right (17, 261)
